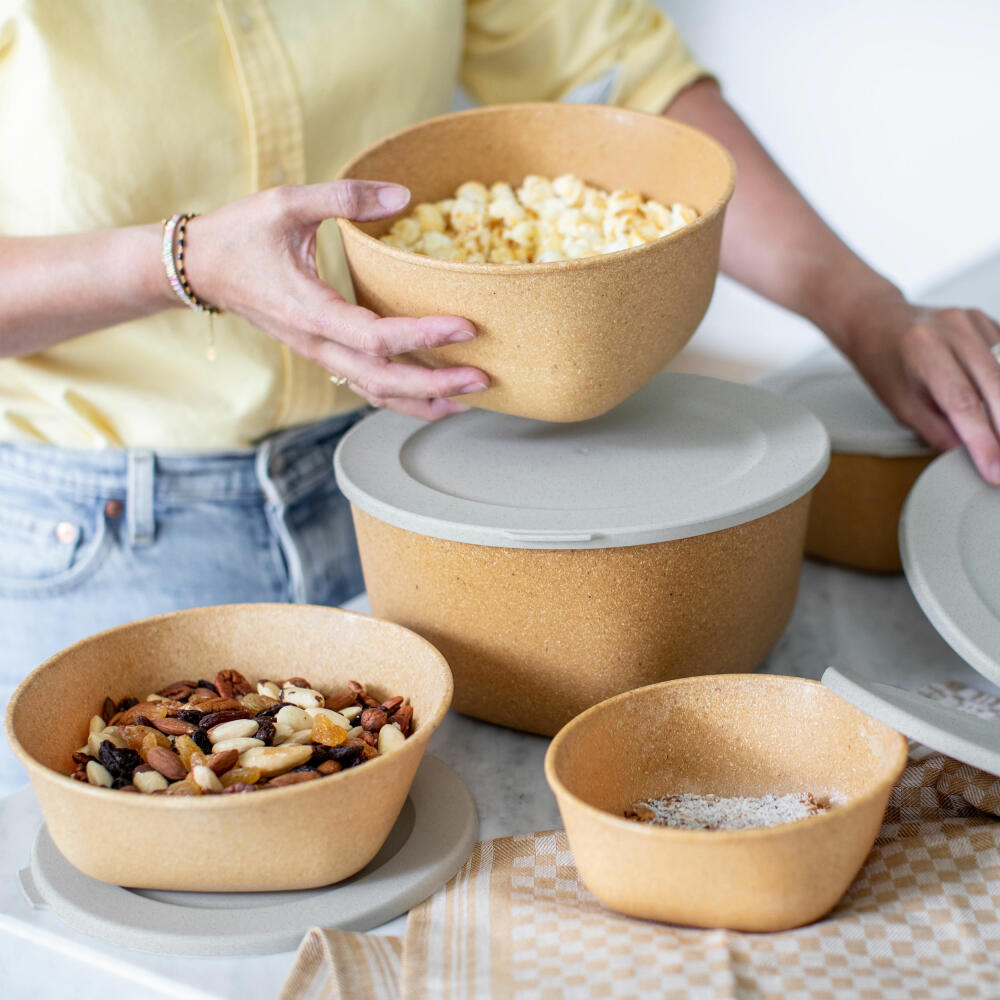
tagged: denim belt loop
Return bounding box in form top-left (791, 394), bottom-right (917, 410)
top-left (126, 449), bottom-right (156, 548)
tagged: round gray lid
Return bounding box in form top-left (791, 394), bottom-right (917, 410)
top-left (900, 447), bottom-right (1000, 688)
top-left (761, 350), bottom-right (932, 458)
top-left (335, 372), bottom-right (830, 549)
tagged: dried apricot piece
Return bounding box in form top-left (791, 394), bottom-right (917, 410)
top-left (220, 765), bottom-right (261, 787)
top-left (165, 779), bottom-right (202, 796)
top-left (312, 714), bottom-right (347, 747)
top-left (174, 734), bottom-right (202, 770)
top-left (140, 730), bottom-right (172, 761)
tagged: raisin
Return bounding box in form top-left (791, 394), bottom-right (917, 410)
top-left (326, 742), bottom-right (365, 767)
top-left (198, 708), bottom-right (250, 730)
top-left (196, 679), bottom-right (219, 694)
top-left (133, 714), bottom-right (153, 729)
top-left (254, 703), bottom-right (284, 719)
top-left (255, 718), bottom-right (276, 746)
top-left (116, 697), bottom-right (139, 713)
top-left (191, 728), bottom-right (212, 754)
top-left (98, 740), bottom-right (141, 778)
top-left (177, 708), bottom-right (203, 724)
top-left (174, 735), bottom-right (202, 769)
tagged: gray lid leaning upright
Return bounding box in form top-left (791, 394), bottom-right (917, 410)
top-left (335, 372), bottom-right (829, 550)
top-left (761, 348), bottom-right (932, 458)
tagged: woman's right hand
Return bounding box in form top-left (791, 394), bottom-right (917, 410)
top-left (184, 180), bottom-right (488, 420)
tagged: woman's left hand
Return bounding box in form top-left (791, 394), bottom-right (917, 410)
top-left (841, 295), bottom-right (1000, 483)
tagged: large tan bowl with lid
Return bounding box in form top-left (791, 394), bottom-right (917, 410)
top-left (5, 604), bottom-right (453, 892)
top-left (336, 102), bottom-right (735, 422)
top-left (545, 673), bottom-right (908, 932)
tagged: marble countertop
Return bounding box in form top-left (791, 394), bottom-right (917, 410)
top-left (2, 560), bottom-right (996, 1000)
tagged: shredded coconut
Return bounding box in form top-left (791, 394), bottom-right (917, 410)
top-left (625, 792), bottom-right (834, 830)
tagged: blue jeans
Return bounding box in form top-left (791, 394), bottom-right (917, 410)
top-left (0, 412), bottom-right (366, 795)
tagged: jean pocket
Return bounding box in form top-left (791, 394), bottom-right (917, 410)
top-left (0, 496), bottom-right (110, 598)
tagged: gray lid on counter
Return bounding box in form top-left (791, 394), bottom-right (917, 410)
top-left (825, 446), bottom-right (1000, 777)
top-left (900, 447), bottom-right (1000, 689)
top-left (335, 371), bottom-right (829, 550)
top-left (761, 349), bottom-right (932, 458)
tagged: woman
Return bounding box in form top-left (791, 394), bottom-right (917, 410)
top-left (1, 0), bottom-right (997, 793)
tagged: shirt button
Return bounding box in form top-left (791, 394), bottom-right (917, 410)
top-left (105, 500), bottom-right (123, 518)
top-left (55, 522), bottom-right (76, 544)
top-left (272, 166), bottom-right (286, 184)
top-left (239, 11), bottom-right (253, 32)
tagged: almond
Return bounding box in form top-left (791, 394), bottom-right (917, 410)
top-left (267, 771), bottom-right (320, 788)
top-left (152, 717), bottom-right (197, 736)
top-left (205, 748), bottom-right (239, 775)
top-left (146, 746), bottom-right (188, 780)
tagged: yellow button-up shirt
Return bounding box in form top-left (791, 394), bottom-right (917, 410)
top-left (0, 0), bottom-right (704, 448)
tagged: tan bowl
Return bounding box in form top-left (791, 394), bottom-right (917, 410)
top-left (5, 604), bottom-right (453, 892)
top-left (354, 494), bottom-right (812, 737)
top-left (545, 673), bottom-right (908, 932)
top-left (806, 452), bottom-right (934, 572)
top-left (336, 103), bottom-right (735, 422)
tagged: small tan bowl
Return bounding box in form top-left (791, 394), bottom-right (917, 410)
top-left (805, 452), bottom-right (933, 572)
top-left (336, 102), bottom-right (735, 422)
top-left (544, 673), bottom-right (907, 932)
top-left (5, 604), bottom-right (453, 892)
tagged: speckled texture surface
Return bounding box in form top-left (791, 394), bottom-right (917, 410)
top-left (544, 674), bottom-right (908, 932)
top-left (806, 453), bottom-right (933, 572)
top-left (336, 103), bottom-right (735, 422)
top-left (353, 495), bottom-right (811, 735)
top-left (4, 605), bottom-right (453, 892)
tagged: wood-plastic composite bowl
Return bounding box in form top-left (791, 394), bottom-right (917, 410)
top-left (353, 494), bottom-right (812, 737)
top-left (336, 103), bottom-right (735, 422)
top-left (5, 604), bottom-right (453, 892)
top-left (545, 674), bottom-right (908, 932)
top-left (805, 452), bottom-right (934, 572)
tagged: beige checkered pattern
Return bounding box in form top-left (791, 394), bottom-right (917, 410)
top-left (281, 682), bottom-right (1000, 1000)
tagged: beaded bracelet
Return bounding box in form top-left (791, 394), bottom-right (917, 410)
top-left (161, 213), bottom-right (222, 314)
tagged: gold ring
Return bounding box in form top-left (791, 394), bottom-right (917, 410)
top-left (991, 344), bottom-right (1000, 365)
top-left (329, 374), bottom-right (350, 387)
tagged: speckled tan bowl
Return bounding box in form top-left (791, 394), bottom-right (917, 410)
top-left (806, 453), bottom-right (934, 572)
top-left (545, 673), bottom-right (907, 932)
top-left (336, 103), bottom-right (735, 422)
top-left (353, 494), bottom-right (812, 737)
top-left (5, 604), bottom-right (453, 892)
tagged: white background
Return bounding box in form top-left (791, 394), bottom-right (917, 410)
top-left (653, 0), bottom-right (1000, 371)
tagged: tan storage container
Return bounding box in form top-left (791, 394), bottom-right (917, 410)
top-left (336, 373), bottom-right (829, 736)
top-left (4, 604), bottom-right (453, 891)
top-left (544, 674), bottom-right (908, 931)
top-left (336, 103), bottom-right (735, 422)
top-left (762, 350), bottom-right (934, 572)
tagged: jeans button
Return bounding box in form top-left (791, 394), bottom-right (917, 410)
top-left (105, 500), bottom-right (123, 518)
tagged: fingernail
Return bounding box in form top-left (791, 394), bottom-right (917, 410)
top-left (459, 382), bottom-right (488, 395)
top-left (446, 329), bottom-right (475, 344)
top-left (376, 185), bottom-right (409, 212)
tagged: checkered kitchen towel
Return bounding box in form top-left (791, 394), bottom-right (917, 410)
top-left (279, 682), bottom-right (1000, 1000)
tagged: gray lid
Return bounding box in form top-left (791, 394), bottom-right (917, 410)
top-left (17, 755), bottom-right (478, 956)
top-left (900, 447), bottom-right (1000, 689)
top-left (335, 372), bottom-right (829, 550)
top-left (822, 666), bottom-right (1000, 776)
top-left (761, 349), bottom-right (932, 458)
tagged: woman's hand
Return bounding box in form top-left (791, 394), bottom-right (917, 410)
top-left (184, 180), bottom-right (488, 420)
top-left (839, 294), bottom-right (1000, 483)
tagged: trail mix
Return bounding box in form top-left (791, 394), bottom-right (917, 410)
top-left (69, 672), bottom-right (412, 795)
top-left (625, 792), bottom-right (833, 831)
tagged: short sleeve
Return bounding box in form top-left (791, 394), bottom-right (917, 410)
top-left (462, 0), bottom-right (710, 113)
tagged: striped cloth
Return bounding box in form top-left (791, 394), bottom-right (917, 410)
top-left (279, 682), bottom-right (1000, 1000)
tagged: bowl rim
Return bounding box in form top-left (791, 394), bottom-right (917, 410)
top-left (334, 101), bottom-right (736, 275)
top-left (4, 602), bottom-right (454, 808)
top-left (543, 673), bottom-right (909, 842)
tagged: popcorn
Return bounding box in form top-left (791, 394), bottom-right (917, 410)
top-left (380, 174), bottom-right (698, 264)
